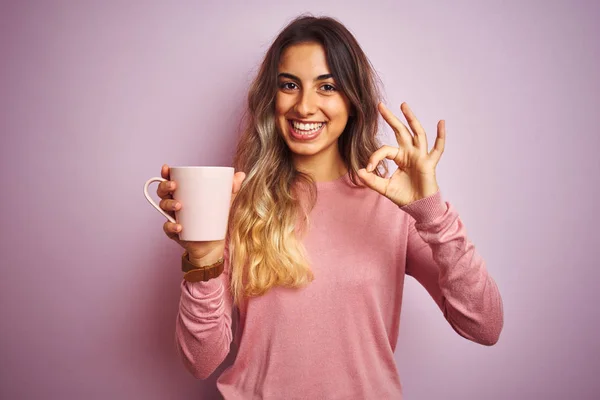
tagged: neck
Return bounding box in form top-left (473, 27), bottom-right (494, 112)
top-left (292, 147), bottom-right (347, 182)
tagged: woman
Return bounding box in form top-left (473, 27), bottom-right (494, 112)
top-left (157, 15), bottom-right (503, 399)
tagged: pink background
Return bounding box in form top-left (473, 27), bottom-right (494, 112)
top-left (1, 1), bottom-right (599, 399)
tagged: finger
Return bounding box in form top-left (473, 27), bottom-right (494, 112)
top-left (159, 198), bottom-right (181, 213)
top-left (378, 102), bottom-right (413, 146)
top-left (161, 164), bottom-right (170, 180)
top-left (230, 171), bottom-right (246, 205)
top-left (357, 168), bottom-right (389, 195)
top-left (430, 120), bottom-right (446, 161)
top-left (401, 103), bottom-right (428, 151)
top-left (366, 145), bottom-right (402, 172)
top-left (163, 221), bottom-right (182, 240)
top-left (232, 171), bottom-right (246, 195)
top-left (157, 180), bottom-right (176, 199)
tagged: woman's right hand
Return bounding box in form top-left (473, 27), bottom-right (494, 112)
top-left (157, 164), bottom-right (246, 264)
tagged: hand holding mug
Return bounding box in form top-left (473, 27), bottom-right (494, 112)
top-left (144, 164), bottom-right (246, 263)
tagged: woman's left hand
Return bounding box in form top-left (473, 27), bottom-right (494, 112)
top-left (357, 102), bottom-right (446, 207)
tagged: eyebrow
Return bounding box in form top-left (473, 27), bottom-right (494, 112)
top-left (277, 72), bottom-right (334, 81)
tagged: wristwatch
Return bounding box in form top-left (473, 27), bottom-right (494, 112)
top-left (181, 252), bottom-right (225, 282)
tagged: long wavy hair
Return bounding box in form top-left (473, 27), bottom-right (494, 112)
top-left (228, 15), bottom-right (386, 306)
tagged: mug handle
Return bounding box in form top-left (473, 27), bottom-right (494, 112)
top-left (143, 177), bottom-right (177, 223)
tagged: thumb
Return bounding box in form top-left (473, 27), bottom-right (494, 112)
top-left (231, 171), bottom-right (246, 201)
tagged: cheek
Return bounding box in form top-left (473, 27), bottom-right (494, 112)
top-left (324, 97), bottom-right (351, 123)
top-left (275, 94), bottom-right (292, 118)
top-left (274, 93), bottom-right (284, 114)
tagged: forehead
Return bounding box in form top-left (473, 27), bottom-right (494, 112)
top-left (278, 42), bottom-right (330, 75)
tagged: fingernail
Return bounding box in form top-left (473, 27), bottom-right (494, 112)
top-left (174, 202), bottom-right (180, 209)
top-left (169, 183), bottom-right (174, 189)
top-left (175, 225), bottom-right (181, 232)
top-left (367, 163), bottom-right (373, 172)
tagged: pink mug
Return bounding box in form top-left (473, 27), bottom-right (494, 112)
top-left (143, 166), bottom-right (235, 241)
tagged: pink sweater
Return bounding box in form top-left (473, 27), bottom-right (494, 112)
top-left (175, 174), bottom-right (504, 399)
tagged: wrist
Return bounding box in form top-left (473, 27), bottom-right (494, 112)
top-left (182, 251), bottom-right (225, 282)
top-left (188, 245), bottom-right (225, 267)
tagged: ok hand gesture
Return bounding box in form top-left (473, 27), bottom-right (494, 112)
top-left (358, 102), bottom-right (446, 207)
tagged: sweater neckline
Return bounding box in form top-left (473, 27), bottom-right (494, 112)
top-left (315, 172), bottom-right (353, 191)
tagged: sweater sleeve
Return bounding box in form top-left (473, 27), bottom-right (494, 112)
top-left (174, 244), bottom-right (235, 379)
top-left (401, 191), bottom-right (504, 346)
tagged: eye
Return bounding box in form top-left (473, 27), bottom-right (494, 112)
top-left (279, 82), bottom-right (298, 91)
top-left (320, 84), bottom-right (337, 92)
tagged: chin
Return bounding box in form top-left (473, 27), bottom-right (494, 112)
top-left (287, 144), bottom-right (321, 157)
top-left (280, 131), bottom-right (324, 156)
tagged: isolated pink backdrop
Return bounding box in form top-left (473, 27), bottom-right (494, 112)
top-left (1, 1), bottom-right (599, 399)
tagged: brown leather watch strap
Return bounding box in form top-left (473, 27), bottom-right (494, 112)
top-left (183, 264), bottom-right (224, 282)
top-left (181, 252), bottom-right (224, 282)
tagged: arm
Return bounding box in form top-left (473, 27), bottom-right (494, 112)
top-left (174, 244), bottom-right (235, 379)
top-left (402, 191), bottom-right (504, 346)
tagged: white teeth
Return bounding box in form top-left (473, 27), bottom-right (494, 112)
top-left (291, 121), bottom-right (324, 133)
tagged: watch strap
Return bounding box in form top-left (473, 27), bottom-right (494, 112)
top-left (181, 252), bottom-right (224, 282)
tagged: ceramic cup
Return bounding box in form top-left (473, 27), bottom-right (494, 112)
top-left (143, 166), bottom-right (234, 241)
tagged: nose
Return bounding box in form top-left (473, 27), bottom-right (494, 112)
top-left (294, 89), bottom-right (318, 117)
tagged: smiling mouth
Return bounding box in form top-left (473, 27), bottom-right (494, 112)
top-left (287, 119), bottom-right (326, 141)
top-left (288, 120), bottom-right (325, 135)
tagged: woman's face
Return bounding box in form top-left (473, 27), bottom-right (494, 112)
top-left (275, 42), bottom-right (352, 164)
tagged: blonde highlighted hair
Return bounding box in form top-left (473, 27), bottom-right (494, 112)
top-left (228, 15), bottom-right (386, 306)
